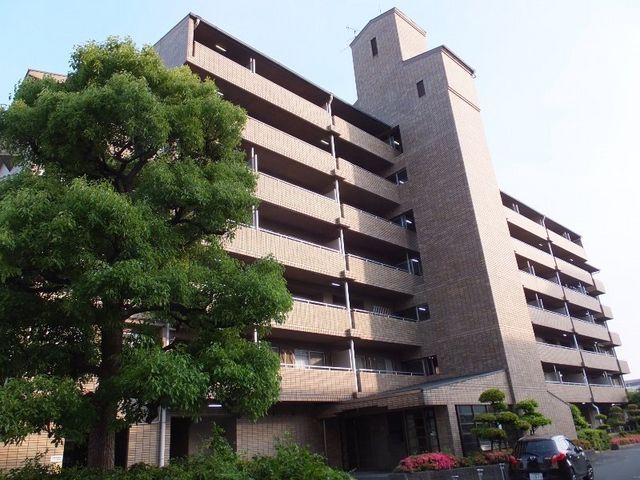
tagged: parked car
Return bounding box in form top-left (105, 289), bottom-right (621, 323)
top-left (510, 435), bottom-right (594, 480)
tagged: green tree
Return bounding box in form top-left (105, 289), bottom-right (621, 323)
top-left (627, 390), bottom-right (640, 407)
top-left (0, 38), bottom-right (292, 469)
top-left (605, 406), bottom-right (625, 432)
top-left (514, 399), bottom-right (552, 434)
top-left (472, 389), bottom-right (510, 450)
top-left (626, 403), bottom-right (640, 431)
top-left (474, 389), bottom-right (552, 449)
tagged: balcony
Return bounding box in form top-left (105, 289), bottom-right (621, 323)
top-left (572, 319), bottom-right (611, 343)
top-left (547, 229), bottom-right (588, 262)
top-left (225, 226), bottom-right (344, 277)
top-left (357, 369), bottom-right (426, 395)
top-left (598, 304), bottom-right (613, 320)
top-left (554, 256), bottom-right (594, 286)
top-left (512, 239), bottom-right (556, 270)
top-left (341, 204), bottom-right (418, 250)
top-left (546, 382), bottom-right (592, 403)
top-left (609, 331), bottom-right (622, 346)
top-left (588, 277), bottom-right (606, 295)
top-left (257, 174), bottom-right (340, 225)
top-left (591, 385), bottom-right (627, 403)
top-left (619, 360), bottom-right (630, 375)
top-left (190, 42), bottom-right (330, 130)
top-left (350, 309), bottom-right (422, 346)
top-left (335, 158), bottom-right (400, 204)
top-left (346, 254), bottom-right (422, 295)
top-left (244, 117), bottom-right (335, 175)
top-left (332, 116), bottom-right (398, 163)
top-left (537, 343), bottom-right (582, 367)
top-left (504, 206), bottom-right (547, 241)
top-left (528, 306), bottom-right (573, 332)
top-left (563, 287), bottom-right (602, 312)
top-left (520, 271), bottom-right (565, 300)
top-left (582, 351), bottom-right (620, 372)
top-left (275, 298), bottom-right (349, 338)
top-left (279, 365), bottom-right (355, 401)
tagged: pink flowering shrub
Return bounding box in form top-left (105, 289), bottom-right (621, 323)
top-left (396, 452), bottom-right (459, 472)
top-left (611, 434), bottom-right (640, 447)
top-left (483, 451), bottom-right (517, 465)
top-left (397, 451), bottom-right (516, 472)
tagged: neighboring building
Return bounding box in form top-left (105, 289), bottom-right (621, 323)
top-left (0, 8), bottom-right (630, 473)
top-left (626, 379), bottom-right (640, 391)
top-left (0, 152), bottom-right (17, 177)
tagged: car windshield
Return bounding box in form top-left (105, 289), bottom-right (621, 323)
top-left (515, 439), bottom-right (557, 458)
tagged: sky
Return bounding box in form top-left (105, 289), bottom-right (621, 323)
top-left (1, 1), bottom-right (638, 379)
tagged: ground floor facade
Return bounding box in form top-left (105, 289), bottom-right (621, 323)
top-left (1, 369), bottom-right (594, 472)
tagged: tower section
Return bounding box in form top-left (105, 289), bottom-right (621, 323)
top-left (351, 8), bottom-right (575, 436)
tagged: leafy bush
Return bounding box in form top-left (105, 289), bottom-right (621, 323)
top-left (0, 430), bottom-right (352, 480)
top-left (578, 428), bottom-right (610, 451)
top-left (570, 404), bottom-right (589, 430)
top-left (242, 436), bottom-right (351, 480)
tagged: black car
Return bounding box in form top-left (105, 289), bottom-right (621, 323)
top-left (510, 435), bottom-right (594, 480)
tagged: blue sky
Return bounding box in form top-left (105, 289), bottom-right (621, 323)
top-left (1, 1), bottom-right (639, 378)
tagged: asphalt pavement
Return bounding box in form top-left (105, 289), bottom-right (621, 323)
top-left (591, 444), bottom-right (640, 480)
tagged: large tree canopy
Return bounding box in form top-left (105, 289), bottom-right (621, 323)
top-left (0, 38), bottom-right (292, 469)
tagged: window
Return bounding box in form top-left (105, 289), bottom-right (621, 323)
top-left (456, 405), bottom-right (491, 455)
top-left (294, 349), bottom-right (325, 367)
top-left (400, 355), bottom-right (439, 375)
top-left (416, 80), bottom-right (426, 97)
top-left (391, 210), bottom-right (416, 231)
top-left (386, 168), bottom-right (408, 185)
top-left (416, 304), bottom-right (430, 321)
top-left (425, 355), bottom-right (439, 375)
top-left (356, 354), bottom-right (395, 372)
top-left (370, 37), bottom-right (378, 57)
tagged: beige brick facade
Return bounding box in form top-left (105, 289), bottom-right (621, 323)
top-left (2, 7), bottom-right (628, 473)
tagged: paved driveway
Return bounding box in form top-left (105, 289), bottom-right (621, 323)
top-left (591, 444), bottom-right (640, 480)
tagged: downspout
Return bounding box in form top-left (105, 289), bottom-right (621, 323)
top-left (158, 323), bottom-right (170, 467)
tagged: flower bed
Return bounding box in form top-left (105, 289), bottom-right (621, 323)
top-left (396, 451), bottom-right (515, 473)
top-left (611, 434), bottom-right (640, 447)
top-left (390, 464), bottom-right (509, 480)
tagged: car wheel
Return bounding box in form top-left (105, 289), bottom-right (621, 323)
top-left (584, 464), bottom-right (594, 480)
top-left (569, 468), bottom-right (577, 480)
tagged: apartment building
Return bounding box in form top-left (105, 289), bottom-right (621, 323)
top-left (0, 7), bottom-right (629, 473)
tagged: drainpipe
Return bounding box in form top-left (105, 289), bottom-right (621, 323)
top-left (591, 404), bottom-right (601, 427)
top-left (158, 322), bottom-right (170, 467)
top-left (322, 419), bottom-right (328, 459)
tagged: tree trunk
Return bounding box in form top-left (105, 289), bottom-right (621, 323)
top-left (87, 415), bottom-right (117, 470)
top-left (86, 325), bottom-right (123, 470)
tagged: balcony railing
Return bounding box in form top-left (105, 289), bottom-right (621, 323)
top-left (257, 227), bottom-right (339, 253)
top-left (244, 117), bottom-right (335, 175)
top-left (257, 173), bottom-right (340, 224)
top-left (358, 368), bottom-right (424, 376)
top-left (347, 253), bottom-right (414, 274)
top-left (280, 363), bottom-right (351, 372)
top-left (351, 308), bottom-right (416, 323)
